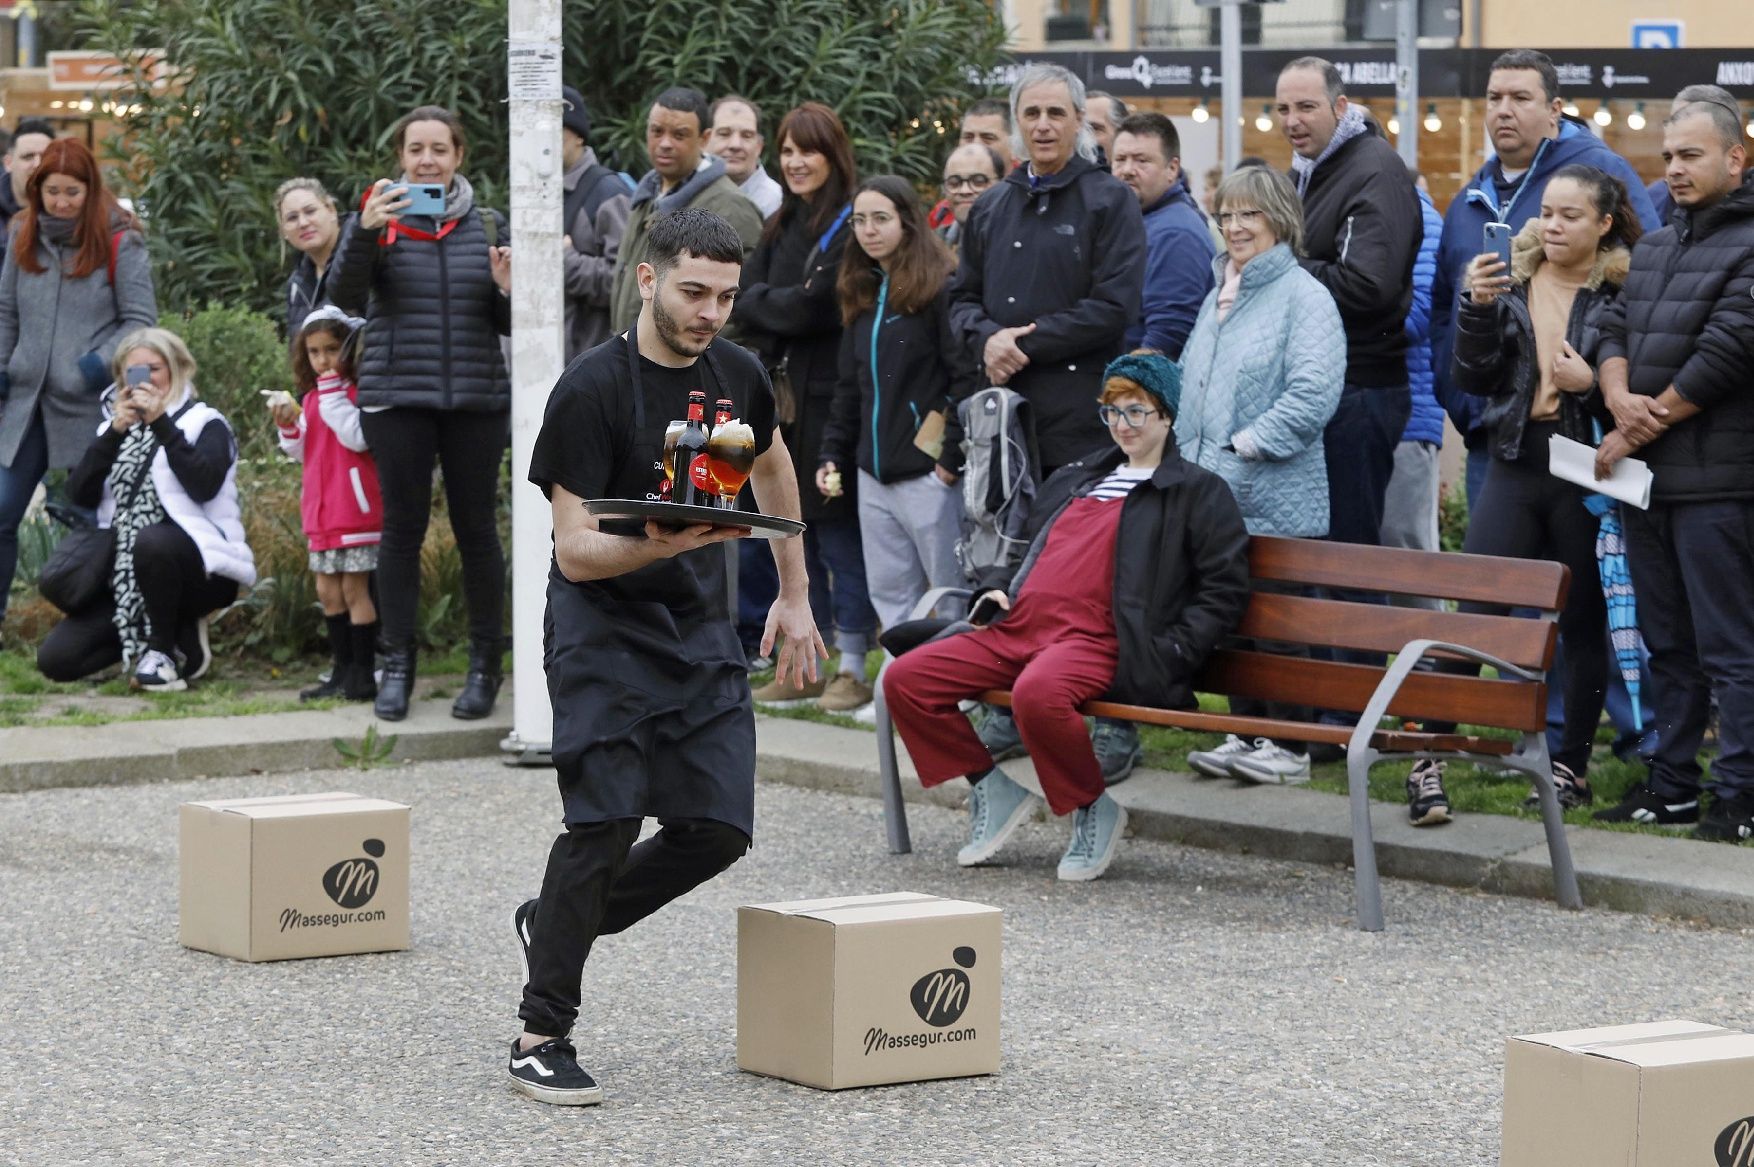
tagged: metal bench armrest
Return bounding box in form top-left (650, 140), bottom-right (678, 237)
top-left (907, 586), bottom-right (974, 621)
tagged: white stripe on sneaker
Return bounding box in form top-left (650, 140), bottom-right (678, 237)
top-left (511, 1055), bottom-right (555, 1078)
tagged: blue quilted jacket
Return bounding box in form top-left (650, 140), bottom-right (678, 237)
top-left (1401, 189), bottom-right (1445, 443)
top-left (1175, 243), bottom-right (1346, 536)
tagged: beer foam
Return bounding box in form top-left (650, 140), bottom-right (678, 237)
top-left (714, 418), bottom-right (755, 444)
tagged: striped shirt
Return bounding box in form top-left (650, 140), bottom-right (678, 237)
top-left (1085, 465), bottom-right (1153, 501)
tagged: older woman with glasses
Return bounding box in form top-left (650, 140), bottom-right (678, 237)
top-left (1177, 164), bottom-right (1345, 787)
top-left (936, 143), bottom-right (1005, 253)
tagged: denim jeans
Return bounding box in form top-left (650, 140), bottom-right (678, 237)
top-left (0, 412), bottom-right (49, 623)
top-left (737, 513), bottom-right (877, 651)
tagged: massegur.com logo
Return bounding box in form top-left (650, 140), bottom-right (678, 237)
top-left (863, 945), bottom-right (981, 1056)
top-left (278, 838), bottom-right (389, 933)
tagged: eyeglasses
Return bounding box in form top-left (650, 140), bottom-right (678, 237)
top-left (1216, 209), bottom-right (1265, 228)
top-left (1098, 404), bottom-right (1161, 429)
top-left (849, 211), bottom-right (896, 229)
top-left (942, 173), bottom-right (995, 193)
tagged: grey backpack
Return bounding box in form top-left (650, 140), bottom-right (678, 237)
top-left (955, 387), bottom-right (1038, 582)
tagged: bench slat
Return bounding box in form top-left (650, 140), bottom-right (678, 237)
top-left (1237, 593), bottom-right (1558, 670)
top-left (1248, 535), bottom-right (1572, 611)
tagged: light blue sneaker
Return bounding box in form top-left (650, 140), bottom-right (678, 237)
top-left (957, 768), bottom-right (1040, 867)
top-left (1057, 792), bottom-right (1128, 881)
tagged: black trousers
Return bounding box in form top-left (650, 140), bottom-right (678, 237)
top-left (358, 407), bottom-right (508, 650)
top-left (1323, 383), bottom-right (1412, 548)
top-left (38, 520), bottom-right (239, 681)
top-left (1427, 449), bottom-right (1608, 774)
top-left (518, 816), bottom-right (750, 1039)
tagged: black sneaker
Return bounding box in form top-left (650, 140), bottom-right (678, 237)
top-left (1592, 783), bottom-right (1700, 825)
top-left (507, 1037), bottom-right (603, 1106)
top-left (513, 899), bottom-right (537, 985)
top-left (1407, 759), bottom-right (1452, 826)
top-left (1521, 761), bottom-right (1593, 811)
top-left (1694, 794), bottom-right (1754, 844)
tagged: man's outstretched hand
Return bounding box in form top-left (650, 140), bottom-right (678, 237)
top-left (761, 593), bottom-right (828, 692)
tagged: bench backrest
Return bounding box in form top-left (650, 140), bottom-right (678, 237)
top-left (1192, 537), bottom-right (1571, 734)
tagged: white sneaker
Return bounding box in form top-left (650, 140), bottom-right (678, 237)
top-left (1229, 740), bottom-right (1311, 785)
top-left (134, 649), bottom-right (187, 693)
top-left (1186, 734), bottom-right (1254, 778)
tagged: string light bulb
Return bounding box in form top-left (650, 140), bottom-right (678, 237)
top-left (1594, 102), bottom-right (1613, 127)
top-left (1627, 101), bottom-right (1647, 131)
top-left (1192, 98), bottom-right (1210, 124)
top-left (1563, 100), bottom-right (1580, 117)
top-left (1254, 104), bottom-right (1272, 132)
top-left (1423, 103), bottom-right (1442, 133)
top-left (1387, 116), bottom-right (1401, 136)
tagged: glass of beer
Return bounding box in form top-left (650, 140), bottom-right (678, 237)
top-left (705, 418), bottom-right (757, 506)
top-left (661, 419), bottom-right (687, 487)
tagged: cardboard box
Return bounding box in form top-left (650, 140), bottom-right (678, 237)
top-left (737, 892), bottom-right (1001, 1090)
top-left (1502, 1019), bottom-right (1754, 1167)
top-left (179, 792), bottom-right (410, 962)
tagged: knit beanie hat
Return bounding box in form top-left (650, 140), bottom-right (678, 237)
top-left (1102, 353), bottom-right (1182, 420)
top-left (561, 86), bottom-right (592, 144)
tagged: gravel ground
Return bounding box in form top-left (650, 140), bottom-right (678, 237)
top-left (2, 757), bottom-right (1751, 1166)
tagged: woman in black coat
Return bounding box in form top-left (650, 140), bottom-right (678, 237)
top-left (734, 102), bottom-right (876, 712)
top-left (328, 104), bottom-right (512, 722)
top-left (275, 176), bottom-right (342, 336)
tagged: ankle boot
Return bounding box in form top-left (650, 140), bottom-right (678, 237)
top-left (375, 644), bottom-right (416, 721)
top-left (451, 640), bottom-right (504, 720)
top-left (343, 621), bottom-right (379, 701)
top-left (301, 613), bottom-right (352, 702)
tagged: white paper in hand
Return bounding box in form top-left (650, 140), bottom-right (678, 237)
top-left (1548, 434), bottom-right (1653, 510)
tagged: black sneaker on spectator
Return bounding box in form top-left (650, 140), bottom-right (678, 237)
top-left (134, 649), bottom-right (187, 693)
top-left (507, 1037), bottom-right (603, 1106)
top-left (1591, 783), bottom-right (1699, 826)
top-left (1521, 761), bottom-right (1593, 811)
top-left (976, 707), bottom-right (1025, 762)
top-left (1406, 759), bottom-right (1451, 826)
top-left (1693, 793), bottom-right (1754, 844)
top-left (1091, 719), bottom-right (1143, 785)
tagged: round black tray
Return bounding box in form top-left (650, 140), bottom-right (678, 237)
top-left (586, 498), bottom-right (804, 540)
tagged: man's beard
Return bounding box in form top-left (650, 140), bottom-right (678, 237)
top-left (652, 292), bottom-right (716, 359)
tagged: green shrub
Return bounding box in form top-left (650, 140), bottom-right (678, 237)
top-left (178, 304), bottom-right (295, 463)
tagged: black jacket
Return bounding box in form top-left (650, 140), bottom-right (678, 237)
top-left (328, 205), bottom-right (511, 412)
top-left (736, 206), bottom-right (852, 521)
top-left (1294, 119), bottom-right (1422, 386)
top-left (821, 283), bottom-right (973, 483)
top-left (1599, 175), bottom-right (1754, 502)
top-left (948, 155), bottom-right (1146, 469)
top-left (285, 252), bottom-right (331, 337)
top-left (974, 444), bottom-right (1250, 709)
top-left (0, 181), bottom-right (22, 252)
top-left (1451, 228), bottom-right (1628, 463)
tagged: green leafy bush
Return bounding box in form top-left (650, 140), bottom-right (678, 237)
top-left (179, 304), bottom-right (294, 463)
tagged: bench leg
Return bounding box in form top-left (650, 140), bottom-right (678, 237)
top-left (873, 661), bottom-right (912, 855)
top-left (1504, 734), bottom-right (1583, 912)
top-left (1347, 745), bottom-right (1386, 932)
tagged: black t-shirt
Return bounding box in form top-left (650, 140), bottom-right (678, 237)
top-left (529, 334), bottom-right (776, 619)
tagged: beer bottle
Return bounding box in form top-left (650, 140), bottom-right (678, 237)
top-left (675, 390), bottom-right (713, 507)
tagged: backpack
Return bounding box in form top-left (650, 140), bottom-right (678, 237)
top-left (954, 386), bottom-right (1039, 582)
top-left (563, 164), bottom-right (635, 240)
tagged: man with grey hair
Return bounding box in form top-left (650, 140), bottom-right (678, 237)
top-left (1591, 98), bottom-right (1754, 842)
top-left (1647, 85), bottom-right (1745, 226)
top-left (1085, 90), bottom-right (1128, 169)
top-left (947, 60), bottom-right (1147, 784)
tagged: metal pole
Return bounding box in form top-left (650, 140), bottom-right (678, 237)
top-left (1220, 0), bottom-right (1242, 172)
top-left (503, 0), bottom-right (565, 765)
top-left (1395, 0), bottom-right (1418, 168)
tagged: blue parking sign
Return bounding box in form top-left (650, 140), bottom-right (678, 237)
top-left (1631, 20), bottom-right (1684, 49)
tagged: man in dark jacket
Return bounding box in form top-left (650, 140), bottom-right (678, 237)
top-left (0, 119), bottom-right (53, 250)
top-left (559, 86), bottom-right (631, 361)
top-left (1431, 50), bottom-right (1659, 505)
top-left (1112, 113), bottom-right (1214, 359)
top-left (1275, 57), bottom-right (1420, 549)
top-left (948, 62), bottom-right (1146, 473)
top-left (1591, 101), bottom-right (1754, 843)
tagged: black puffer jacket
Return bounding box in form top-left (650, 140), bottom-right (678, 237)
top-left (973, 444), bottom-right (1250, 709)
top-left (285, 252), bottom-right (331, 337)
top-left (1599, 174), bottom-right (1754, 502)
top-left (948, 155), bottom-right (1145, 469)
top-left (1451, 223), bottom-right (1628, 462)
top-left (328, 197), bottom-right (511, 412)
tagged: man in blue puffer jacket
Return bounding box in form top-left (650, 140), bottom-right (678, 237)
top-left (1380, 176), bottom-right (1445, 611)
top-left (1431, 50), bottom-right (1659, 507)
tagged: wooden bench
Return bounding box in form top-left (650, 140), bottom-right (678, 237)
top-left (872, 534), bottom-right (1580, 932)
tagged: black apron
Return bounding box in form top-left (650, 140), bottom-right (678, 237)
top-left (544, 333), bottom-right (757, 837)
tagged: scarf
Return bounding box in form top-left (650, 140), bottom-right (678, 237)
top-left (37, 213), bottom-right (79, 245)
top-left (109, 422), bottom-right (167, 666)
top-left (1216, 259), bottom-right (1243, 322)
top-left (1291, 104), bottom-right (1369, 197)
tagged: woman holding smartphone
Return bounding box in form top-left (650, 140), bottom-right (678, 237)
top-left (276, 176), bottom-right (343, 335)
top-left (0, 138), bottom-right (156, 629)
top-left (38, 328), bottom-right (255, 691)
top-left (329, 104), bottom-right (512, 722)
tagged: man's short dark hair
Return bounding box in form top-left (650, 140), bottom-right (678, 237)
top-left (964, 97), bottom-right (1012, 130)
top-left (711, 94), bottom-right (763, 136)
top-left (1281, 56), bottom-right (1343, 105)
top-left (13, 117), bottom-right (54, 142)
top-left (1489, 50), bottom-right (1560, 105)
top-left (1667, 100), bottom-right (1746, 153)
top-left (647, 208), bottom-right (744, 276)
top-left (651, 86), bottom-right (712, 133)
top-left (1088, 91), bottom-right (1130, 122)
top-left (1116, 112), bottom-right (1180, 161)
top-left (1673, 84), bottom-right (1744, 130)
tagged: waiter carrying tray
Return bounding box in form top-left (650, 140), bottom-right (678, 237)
top-left (509, 209), bottom-right (825, 1105)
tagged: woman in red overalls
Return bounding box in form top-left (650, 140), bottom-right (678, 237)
top-left (883, 353), bottom-right (1251, 880)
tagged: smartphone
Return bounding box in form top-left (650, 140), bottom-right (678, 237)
top-left (969, 593), bottom-right (1004, 625)
top-left (125, 364), bottom-right (152, 388)
top-left (389, 181), bottom-right (446, 217)
top-left (1483, 221), bottom-right (1514, 273)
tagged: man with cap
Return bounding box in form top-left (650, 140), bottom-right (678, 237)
top-left (559, 85), bottom-right (633, 361)
top-left (883, 352), bottom-right (1251, 882)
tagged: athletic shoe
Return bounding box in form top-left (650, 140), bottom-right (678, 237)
top-left (818, 673), bottom-right (874, 713)
top-left (1091, 719), bottom-right (1143, 786)
top-left (751, 671), bottom-right (828, 702)
top-left (1406, 759), bottom-right (1452, 826)
top-left (134, 649), bottom-right (187, 693)
top-left (745, 654), bottom-right (773, 673)
top-left (512, 898), bottom-right (537, 986)
top-left (1230, 741), bottom-right (1312, 786)
top-left (1592, 783), bottom-right (1700, 826)
top-left (1692, 794), bottom-right (1754, 844)
top-left (975, 707), bottom-right (1026, 762)
top-left (178, 616), bottom-right (212, 680)
top-left (1186, 734), bottom-right (1254, 778)
top-left (1057, 792), bottom-right (1128, 882)
top-left (507, 1037), bottom-right (603, 1106)
top-left (1520, 761), bottom-right (1593, 811)
top-left (957, 767), bottom-right (1040, 867)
